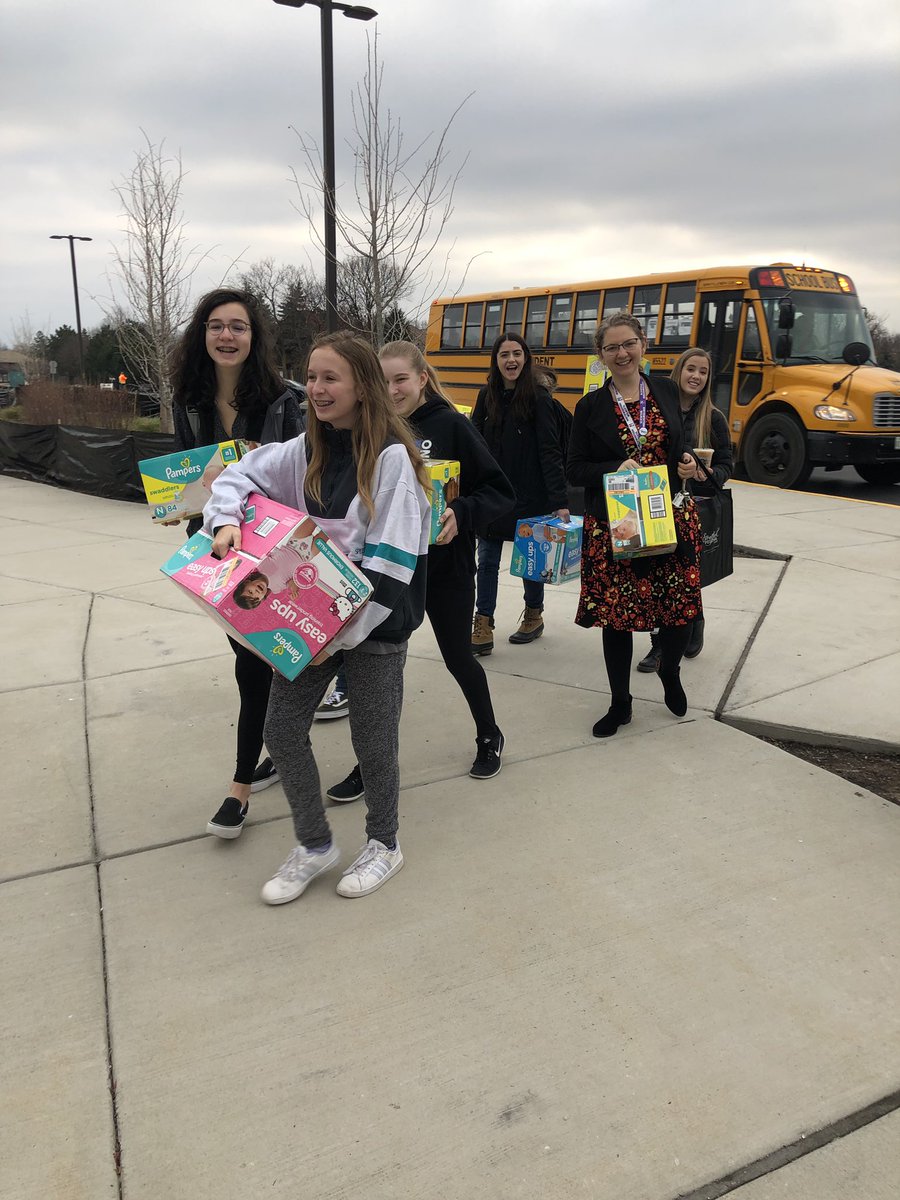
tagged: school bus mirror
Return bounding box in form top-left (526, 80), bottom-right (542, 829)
top-left (842, 341), bottom-right (870, 367)
top-left (777, 299), bottom-right (795, 329)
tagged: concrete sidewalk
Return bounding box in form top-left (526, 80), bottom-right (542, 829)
top-left (2, 475), bottom-right (898, 1200)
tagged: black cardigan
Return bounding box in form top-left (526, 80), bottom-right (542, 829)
top-left (471, 384), bottom-right (568, 540)
top-left (567, 376), bottom-right (686, 522)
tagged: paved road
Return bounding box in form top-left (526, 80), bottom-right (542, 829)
top-left (798, 465), bottom-right (899, 506)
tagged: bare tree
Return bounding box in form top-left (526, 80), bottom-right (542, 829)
top-left (106, 133), bottom-right (206, 432)
top-left (292, 32), bottom-right (473, 346)
top-left (233, 258), bottom-right (303, 323)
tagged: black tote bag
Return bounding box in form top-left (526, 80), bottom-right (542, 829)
top-left (688, 454), bottom-right (734, 588)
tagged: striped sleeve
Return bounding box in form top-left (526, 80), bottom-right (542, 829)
top-left (327, 449), bottom-right (430, 653)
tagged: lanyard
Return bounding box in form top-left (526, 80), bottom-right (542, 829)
top-left (611, 378), bottom-right (648, 461)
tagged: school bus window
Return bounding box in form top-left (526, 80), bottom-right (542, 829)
top-left (483, 300), bottom-right (502, 347)
top-left (660, 282), bottom-right (696, 345)
top-left (601, 287), bottom-right (630, 318)
top-left (505, 297), bottom-right (525, 335)
top-left (464, 302), bottom-right (484, 348)
top-left (742, 306), bottom-right (762, 360)
top-left (633, 285), bottom-right (661, 341)
top-left (548, 294), bottom-right (573, 347)
top-left (441, 303), bottom-right (463, 348)
top-left (572, 291), bottom-right (600, 347)
top-left (525, 295), bottom-right (548, 346)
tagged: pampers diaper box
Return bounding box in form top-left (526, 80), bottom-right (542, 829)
top-left (426, 458), bottom-right (461, 544)
top-left (510, 514), bottom-right (584, 585)
top-left (138, 441), bottom-right (243, 523)
top-left (161, 493), bottom-right (372, 680)
top-left (603, 465), bottom-right (677, 560)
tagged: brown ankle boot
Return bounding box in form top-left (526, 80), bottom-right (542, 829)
top-left (471, 613), bottom-right (495, 656)
top-left (508, 606), bottom-right (544, 644)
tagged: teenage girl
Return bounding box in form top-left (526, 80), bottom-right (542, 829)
top-left (636, 347), bottom-right (733, 669)
top-left (203, 332), bottom-right (431, 904)
top-left (327, 341), bottom-right (515, 801)
top-left (471, 332), bottom-right (569, 653)
top-left (170, 287), bottom-right (304, 838)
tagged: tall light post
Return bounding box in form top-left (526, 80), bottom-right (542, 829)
top-left (49, 234), bottom-right (92, 383)
top-left (273, 0), bottom-right (377, 332)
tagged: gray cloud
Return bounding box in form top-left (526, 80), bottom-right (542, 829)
top-left (3, 0), bottom-right (899, 340)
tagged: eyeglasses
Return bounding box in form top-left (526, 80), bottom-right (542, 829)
top-left (601, 337), bottom-right (641, 354)
top-left (205, 320), bottom-right (250, 335)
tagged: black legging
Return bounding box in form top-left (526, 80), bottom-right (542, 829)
top-left (425, 580), bottom-right (499, 739)
top-left (229, 637), bottom-right (274, 785)
top-left (602, 625), bottom-right (691, 702)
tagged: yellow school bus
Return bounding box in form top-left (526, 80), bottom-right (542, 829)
top-left (426, 265), bottom-right (900, 488)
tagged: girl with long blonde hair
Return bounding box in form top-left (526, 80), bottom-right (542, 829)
top-left (204, 332), bottom-right (431, 904)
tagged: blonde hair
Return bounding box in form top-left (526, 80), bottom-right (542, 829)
top-left (379, 340), bottom-right (453, 408)
top-left (671, 347), bottom-right (714, 448)
top-left (304, 332), bottom-right (430, 519)
top-left (593, 311), bottom-right (646, 356)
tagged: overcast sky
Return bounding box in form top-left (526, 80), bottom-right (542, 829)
top-left (3, 0), bottom-right (899, 345)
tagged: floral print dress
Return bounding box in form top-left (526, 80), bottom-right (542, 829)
top-left (575, 390), bottom-right (702, 632)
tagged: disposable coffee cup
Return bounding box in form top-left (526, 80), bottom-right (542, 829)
top-left (693, 447), bottom-right (714, 469)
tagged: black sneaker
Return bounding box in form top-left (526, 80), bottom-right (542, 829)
top-left (250, 757), bottom-right (280, 793)
top-left (469, 730), bottom-right (504, 779)
top-left (326, 765), bottom-right (365, 803)
top-left (206, 797), bottom-right (249, 840)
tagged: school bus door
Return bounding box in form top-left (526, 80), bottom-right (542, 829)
top-left (696, 290), bottom-right (743, 419)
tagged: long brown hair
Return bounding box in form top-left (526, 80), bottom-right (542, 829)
top-left (379, 340), bottom-right (454, 409)
top-left (671, 347), bottom-right (714, 448)
top-left (304, 332), bottom-right (430, 519)
top-left (484, 331), bottom-right (542, 425)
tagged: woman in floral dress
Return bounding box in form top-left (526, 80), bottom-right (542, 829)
top-left (567, 312), bottom-right (702, 737)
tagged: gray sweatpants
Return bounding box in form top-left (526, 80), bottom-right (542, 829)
top-left (264, 643), bottom-right (407, 850)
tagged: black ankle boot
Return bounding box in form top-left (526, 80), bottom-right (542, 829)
top-left (592, 697), bottom-right (633, 738)
top-left (658, 666), bottom-right (688, 717)
top-left (684, 617), bottom-right (705, 659)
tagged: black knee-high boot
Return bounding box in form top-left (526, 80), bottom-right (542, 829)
top-left (656, 624), bottom-right (690, 716)
top-left (594, 628), bottom-right (633, 737)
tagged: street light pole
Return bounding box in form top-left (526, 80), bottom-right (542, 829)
top-left (273, 0), bottom-right (378, 333)
top-left (50, 234), bottom-right (92, 383)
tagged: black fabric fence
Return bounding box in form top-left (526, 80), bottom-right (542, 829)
top-left (0, 420), bottom-right (175, 501)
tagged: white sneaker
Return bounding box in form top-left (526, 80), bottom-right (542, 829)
top-left (335, 839), bottom-right (403, 898)
top-left (260, 843), bottom-right (340, 906)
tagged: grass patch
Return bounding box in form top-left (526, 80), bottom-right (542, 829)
top-left (0, 404), bottom-right (24, 421)
top-left (128, 416), bottom-right (162, 433)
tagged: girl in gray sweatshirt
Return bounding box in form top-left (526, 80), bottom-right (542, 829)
top-left (203, 332), bottom-right (431, 904)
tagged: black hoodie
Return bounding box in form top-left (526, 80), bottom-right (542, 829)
top-left (409, 393), bottom-right (515, 585)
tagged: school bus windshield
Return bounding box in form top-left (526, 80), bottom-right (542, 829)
top-left (759, 291), bottom-right (874, 364)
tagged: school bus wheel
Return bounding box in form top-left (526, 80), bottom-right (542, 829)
top-left (742, 411), bottom-right (812, 489)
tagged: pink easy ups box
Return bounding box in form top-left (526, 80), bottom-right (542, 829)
top-left (160, 493), bottom-right (372, 679)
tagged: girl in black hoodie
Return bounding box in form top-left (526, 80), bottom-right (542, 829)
top-left (328, 340), bottom-right (515, 785)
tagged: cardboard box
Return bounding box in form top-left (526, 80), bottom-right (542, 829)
top-left (138, 441), bottom-right (243, 523)
top-left (426, 458), bottom-right (461, 544)
top-left (510, 514), bottom-right (584, 585)
top-left (603, 465), bottom-right (677, 559)
top-left (161, 494), bottom-right (372, 679)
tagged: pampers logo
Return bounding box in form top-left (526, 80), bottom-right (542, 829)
top-left (272, 630), bottom-right (305, 666)
top-left (165, 458), bottom-right (201, 480)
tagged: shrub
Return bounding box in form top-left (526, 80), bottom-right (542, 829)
top-left (20, 381), bottom-right (138, 429)
top-left (0, 404), bottom-right (24, 421)
top-left (128, 416), bottom-right (162, 433)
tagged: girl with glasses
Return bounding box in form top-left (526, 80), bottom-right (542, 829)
top-left (567, 312), bottom-right (703, 736)
top-left (170, 288), bottom-right (305, 838)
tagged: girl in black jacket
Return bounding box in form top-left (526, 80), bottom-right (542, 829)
top-left (170, 287), bottom-right (305, 838)
top-left (471, 332), bottom-right (569, 653)
top-left (328, 340), bottom-right (515, 784)
top-left (636, 347), bottom-right (734, 669)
